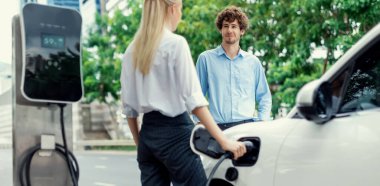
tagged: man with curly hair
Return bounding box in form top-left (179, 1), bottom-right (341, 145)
top-left (195, 6), bottom-right (272, 130)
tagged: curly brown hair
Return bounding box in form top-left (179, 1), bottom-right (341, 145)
top-left (215, 6), bottom-right (249, 31)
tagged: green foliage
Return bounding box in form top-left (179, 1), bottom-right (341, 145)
top-left (268, 59), bottom-right (324, 114)
top-left (243, 0), bottom-right (380, 115)
top-left (82, 0), bottom-right (380, 117)
top-left (82, 0), bottom-right (142, 104)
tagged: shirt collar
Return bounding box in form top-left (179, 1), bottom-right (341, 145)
top-left (163, 27), bottom-right (172, 34)
top-left (216, 45), bottom-right (247, 58)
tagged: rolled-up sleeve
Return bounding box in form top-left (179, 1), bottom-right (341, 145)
top-left (122, 106), bottom-right (138, 118)
top-left (174, 37), bottom-right (208, 113)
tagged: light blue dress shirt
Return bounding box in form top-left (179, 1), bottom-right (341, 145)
top-left (195, 46), bottom-right (272, 123)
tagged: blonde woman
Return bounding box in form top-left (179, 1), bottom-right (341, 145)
top-left (120, 0), bottom-right (247, 185)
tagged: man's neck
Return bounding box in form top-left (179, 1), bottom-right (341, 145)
top-left (221, 42), bottom-right (240, 59)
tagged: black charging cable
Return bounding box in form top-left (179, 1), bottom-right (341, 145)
top-left (19, 104), bottom-right (80, 186)
top-left (19, 143), bottom-right (79, 186)
top-left (58, 103), bottom-right (79, 186)
top-left (206, 141), bottom-right (254, 186)
top-left (206, 152), bottom-right (232, 186)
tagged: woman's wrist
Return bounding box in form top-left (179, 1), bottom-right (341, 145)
top-left (217, 136), bottom-right (229, 150)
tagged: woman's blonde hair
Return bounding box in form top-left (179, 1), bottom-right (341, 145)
top-left (132, 0), bottom-right (179, 75)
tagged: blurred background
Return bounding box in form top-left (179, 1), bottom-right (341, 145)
top-left (1, 0), bottom-right (380, 185)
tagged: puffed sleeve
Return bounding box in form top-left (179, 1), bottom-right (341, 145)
top-left (120, 53), bottom-right (138, 118)
top-left (173, 37), bottom-right (208, 113)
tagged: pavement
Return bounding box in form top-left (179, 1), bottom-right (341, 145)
top-left (0, 149), bottom-right (140, 186)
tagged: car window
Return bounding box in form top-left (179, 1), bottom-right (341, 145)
top-left (339, 40), bottom-right (380, 113)
top-left (330, 70), bottom-right (350, 113)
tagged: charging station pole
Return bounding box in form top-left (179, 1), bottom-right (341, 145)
top-left (13, 15), bottom-right (73, 186)
top-left (12, 4), bottom-right (82, 186)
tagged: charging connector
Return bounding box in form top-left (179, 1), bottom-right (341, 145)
top-left (206, 141), bottom-right (254, 186)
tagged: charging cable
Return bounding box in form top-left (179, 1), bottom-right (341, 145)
top-left (206, 141), bottom-right (254, 186)
top-left (58, 103), bottom-right (79, 186)
top-left (19, 104), bottom-right (79, 186)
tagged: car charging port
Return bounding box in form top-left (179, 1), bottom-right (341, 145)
top-left (233, 137), bottom-right (261, 167)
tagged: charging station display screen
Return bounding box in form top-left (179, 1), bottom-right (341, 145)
top-left (41, 34), bottom-right (65, 49)
top-left (21, 4), bottom-right (83, 103)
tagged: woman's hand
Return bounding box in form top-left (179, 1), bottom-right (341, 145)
top-left (220, 140), bottom-right (247, 160)
top-left (192, 107), bottom-right (247, 159)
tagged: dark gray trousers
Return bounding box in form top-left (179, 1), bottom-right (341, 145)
top-left (137, 111), bottom-right (207, 186)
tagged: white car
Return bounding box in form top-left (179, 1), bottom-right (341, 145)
top-left (191, 23), bottom-right (380, 186)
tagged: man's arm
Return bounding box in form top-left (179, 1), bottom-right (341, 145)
top-left (255, 63), bottom-right (272, 121)
top-left (194, 54), bottom-right (209, 123)
top-left (196, 54), bottom-right (209, 97)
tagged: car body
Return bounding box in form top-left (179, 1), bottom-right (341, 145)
top-left (192, 23), bottom-right (380, 186)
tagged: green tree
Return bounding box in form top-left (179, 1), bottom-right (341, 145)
top-left (82, 0), bottom-right (142, 104)
top-left (81, 0), bottom-right (142, 133)
top-left (82, 0), bottom-right (380, 118)
top-left (243, 0), bottom-right (380, 116)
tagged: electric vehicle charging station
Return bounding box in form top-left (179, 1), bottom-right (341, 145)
top-left (12, 3), bottom-right (82, 186)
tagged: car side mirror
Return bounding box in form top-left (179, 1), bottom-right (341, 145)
top-left (296, 80), bottom-right (333, 124)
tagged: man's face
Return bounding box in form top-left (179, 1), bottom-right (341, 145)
top-left (220, 19), bottom-right (245, 45)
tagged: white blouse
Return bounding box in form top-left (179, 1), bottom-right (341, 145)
top-left (120, 29), bottom-right (208, 118)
